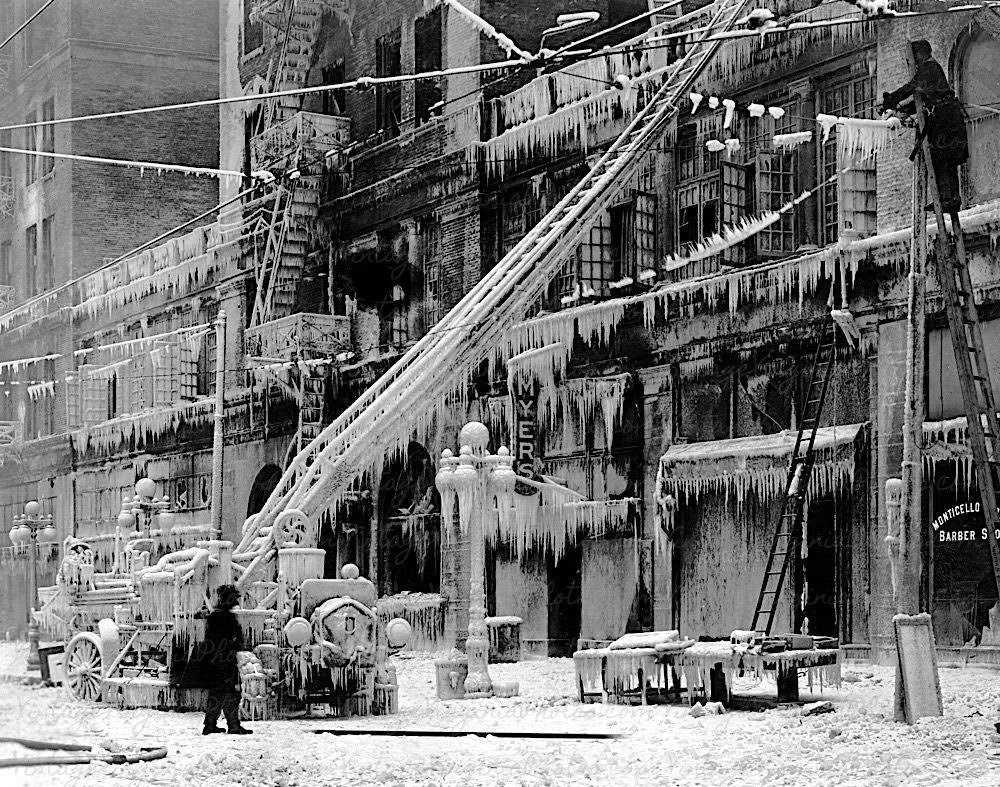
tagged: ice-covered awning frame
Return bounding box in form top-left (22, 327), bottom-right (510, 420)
top-left (654, 422), bottom-right (867, 548)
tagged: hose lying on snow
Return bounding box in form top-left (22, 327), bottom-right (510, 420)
top-left (0, 736), bottom-right (167, 768)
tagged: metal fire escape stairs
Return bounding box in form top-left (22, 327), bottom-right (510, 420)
top-left (751, 320), bottom-right (837, 635)
top-left (914, 101), bottom-right (1000, 595)
top-left (247, 0), bottom-right (329, 461)
top-left (231, 0), bottom-right (756, 587)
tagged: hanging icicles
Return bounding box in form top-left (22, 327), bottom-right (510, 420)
top-left (505, 342), bottom-right (568, 397)
top-left (836, 116), bottom-right (902, 161)
top-left (773, 130), bottom-right (813, 150)
top-left (73, 397), bottom-right (215, 454)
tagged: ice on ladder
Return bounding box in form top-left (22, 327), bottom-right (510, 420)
top-left (234, 0), bottom-right (757, 586)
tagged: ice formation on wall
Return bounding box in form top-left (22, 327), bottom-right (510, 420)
top-left (653, 424), bottom-right (864, 554)
top-left (73, 397), bottom-right (215, 454)
top-left (505, 342), bottom-right (568, 401)
top-left (0, 353), bottom-right (61, 375)
top-left (558, 375), bottom-right (630, 450)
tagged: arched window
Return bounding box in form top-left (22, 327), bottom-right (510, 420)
top-left (955, 27), bottom-right (1000, 206)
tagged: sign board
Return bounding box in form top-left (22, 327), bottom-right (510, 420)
top-left (511, 387), bottom-right (541, 496)
top-left (38, 645), bottom-right (65, 686)
top-left (931, 502), bottom-right (1000, 544)
top-left (893, 614), bottom-right (943, 724)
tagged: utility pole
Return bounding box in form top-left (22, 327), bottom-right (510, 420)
top-left (898, 101), bottom-right (927, 615)
top-left (211, 309), bottom-right (227, 540)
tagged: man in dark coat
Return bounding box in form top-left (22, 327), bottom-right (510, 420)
top-left (202, 584), bottom-right (252, 735)
top-left (882, 40), bottom-right (969, 213)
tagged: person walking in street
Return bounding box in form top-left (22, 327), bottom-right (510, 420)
top-left (202, 584), bottom-right (253, 735)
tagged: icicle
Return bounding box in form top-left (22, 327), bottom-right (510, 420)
top-left (747, 103), bottom-right (765, 118)
top-left (689, 92), bottom-right (704, 113)
top-left (708, 96), bottom-right (720, 110)
top-left (836, 116), bottom-right (901, 162)
top-left (705, 139), bottom-right (725, 153)
top-left (773, 130), bottom-right (813, 150)
top-left (722, 99), bottom-right (736, 130)
top-left (768, 106), bottom-right (786, 120)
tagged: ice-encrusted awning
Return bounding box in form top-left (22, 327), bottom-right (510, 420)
top-left (922, 415), bottom-right (980, 489)
top-left (654, 423), bottom-right (867, 547)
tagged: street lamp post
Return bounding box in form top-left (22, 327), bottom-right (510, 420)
top-left (436, 422), bottom-right (519, 700)
top-left (9, 500), bottom-right (57, 671)
top-left (117, 477), bottom-right (174, 538)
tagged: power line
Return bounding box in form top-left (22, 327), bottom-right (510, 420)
top-left (0, 57), bottom-right (527, 134)
top-left (0, 0), bottom-right (58, 54)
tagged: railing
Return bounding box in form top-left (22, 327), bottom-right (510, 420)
top-left (244, 311), bottom-right (352, 361)
top-left (251, 110), bottom-right (351, 170)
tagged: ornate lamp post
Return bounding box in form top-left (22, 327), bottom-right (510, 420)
top-left (117, 477), bottom-right (174, 537)
top-left (436, 421), bottom-right (519, 700)
top-left (9, 500), bottom-right (57, 670)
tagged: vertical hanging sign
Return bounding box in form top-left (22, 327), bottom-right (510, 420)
top-left (512, 384), bottom-right (541, 496)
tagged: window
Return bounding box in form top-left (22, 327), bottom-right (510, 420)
top-left (756, 152), bottom-right (797, 256)
top-left (414, 8), bottom-right (443, 126)
top-left (24, 0), bottom-right (56, 67)
top-left (580, 211), bottom-right (614, 293)
top-left (24, 358), bottom-right (54, 438)
top-left (241, 0), bottom-right (263, 56)
top-left (40, 98), bottom-right (54, 175)
top-left (320, 60), bottom-right (347, 116)
top-left (375, 31), bottom-right (402, 137)
top-left (610, 192), bottom-right (657, 280)
top-left (0, 130), bottom-right (11, 181)
top-left (40, 215), bottom-right (53, 291)
top-left (197, 305), bottom-right (219, 397)
top-left (25, 225), bottom-right (37, 295)
top-left (957, 28), bottom-right (1000, 206)
top-left (501, 188), bottom-right (542, 256)
top-left (820, 74), bottom-right (877, 244)
top-left (0, 241), bottom-right (10, 286)
top-left (389, 284), bottom-right (409, 347)
top-left (24, 111), bottom-right (36, 185)
top-left (422, 218), bottom-right (441, 328)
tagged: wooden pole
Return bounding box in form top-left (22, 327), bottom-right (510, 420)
top-left (211, 310), bottom-right (227, 540)
top-left (899, 122), bottom-right (927, 615)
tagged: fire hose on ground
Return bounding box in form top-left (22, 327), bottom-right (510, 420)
top-left (0, 735), bottom-right (168, 768)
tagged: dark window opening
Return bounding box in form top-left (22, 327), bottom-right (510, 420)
top-left (375, 31), bottom-right (402, 137)
top-left (40, 215), bottom-right (53, 291)
top-left (320, 60), bottom-right (346, 115)
top-left (701, 200), bottom-right (718, 240)
top-left (414, 8), bottom-right (443, 126)
top-left (25, 224), bottom-right (37, 295)
top-left (41, 98), bottom-right (54, 175)
top-left (678, 204), bottom-right (698, 246)
top-left (242, 0), bottom-right (263, 54)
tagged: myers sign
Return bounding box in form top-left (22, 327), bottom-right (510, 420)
top-left (512, 387), bottom-right (541, 496)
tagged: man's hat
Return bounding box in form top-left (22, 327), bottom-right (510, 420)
top-left (216, 584), bottom-right (240, 608)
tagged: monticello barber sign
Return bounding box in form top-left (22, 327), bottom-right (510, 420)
top-left (932, 502), bottom-right (1000, 543)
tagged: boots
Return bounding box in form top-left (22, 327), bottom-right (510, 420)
top-left (227, 726), bottom-right (253, 735)
top-left (202, 725), bottom-right (225, 735)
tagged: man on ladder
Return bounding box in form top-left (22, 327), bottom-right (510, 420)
top-left (881, 40), bottom-right (969, 213)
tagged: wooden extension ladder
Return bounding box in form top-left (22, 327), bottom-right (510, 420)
top-left (751, 319), bottom-right (837, 635)
top-left (915, 99), bottom-right (1000, 594)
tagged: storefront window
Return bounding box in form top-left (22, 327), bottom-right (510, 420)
top-left (928, 459), bottom-right (999, 646)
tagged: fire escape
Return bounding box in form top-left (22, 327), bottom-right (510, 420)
top-left (243, 0), bottom-right (352, 457)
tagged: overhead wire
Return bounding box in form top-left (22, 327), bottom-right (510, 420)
top-left (0, 0), bottom-right (58, 53)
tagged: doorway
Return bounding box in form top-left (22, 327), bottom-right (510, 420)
top-left (794, 495), bottom-right (849, 639)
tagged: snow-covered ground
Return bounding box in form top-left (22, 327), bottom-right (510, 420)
top-left (1, 643), bottom-right (999, 786)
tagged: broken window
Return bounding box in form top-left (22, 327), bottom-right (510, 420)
top-left (414, 8), bottom-right (443, 126)
top-left (375, 30), bottom-right (402, 137)
top-left (610, 192), bottom-right (657, 280)
top-left (320, 60), bottom-right (347, 116)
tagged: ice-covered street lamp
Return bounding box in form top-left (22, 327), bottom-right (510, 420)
top-left (10, 500), bottom-right (57, 670)
top-left (117, 477), bottom-right (175, 537)
top-left (436, 422), bottom-right (520, 699)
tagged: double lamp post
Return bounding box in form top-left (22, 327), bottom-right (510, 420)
top-left (8, 500), bottom-right (58, 670)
